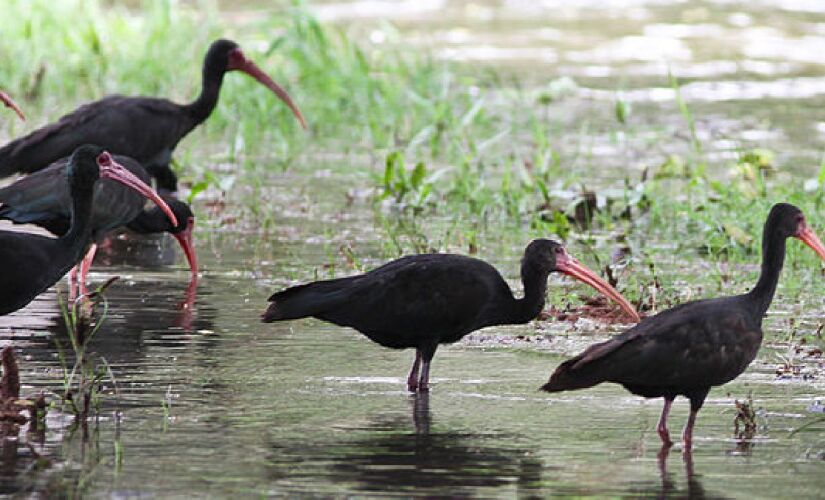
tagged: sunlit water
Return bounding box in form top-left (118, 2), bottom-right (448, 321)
top-left (306, 0), bottom-right (825, 179)
top-left (1, 0), bottom-right (825, 497)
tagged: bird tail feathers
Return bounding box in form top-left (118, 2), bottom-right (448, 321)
top-left (262, 278), bottom-right (357, 323)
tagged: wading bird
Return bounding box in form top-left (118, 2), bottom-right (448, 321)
top-left (0, 145), bottom-right (176, 315)
top-left (263, 239), bottom-right (640, 392)
top-left (0, 90), bottom-right (24, 121)
top-left (542, 203), bottom-right (825, 448)
top-left (0, 155), bottom-right (186, 296)
top-left (0, 39), bottom-right (306, 191)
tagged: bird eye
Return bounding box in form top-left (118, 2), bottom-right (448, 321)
top-left (555, 246), bottom-right (564, 254)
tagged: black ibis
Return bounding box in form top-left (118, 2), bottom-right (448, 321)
top-left (0, 145), bottom-right (176, 316)
top-left (0, 153), bottom-right (181, 296)
top-left (262, 239), bottom-right (640, 392)
top-left (0, 39), bottom-right (306, 191)
top-left (542, 203), bottom-right (825, 448)
top-left (0, 91), bottom-right (24, 121)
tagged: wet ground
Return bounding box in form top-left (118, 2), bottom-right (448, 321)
top-left (2, 0), bottom-right (825, 497)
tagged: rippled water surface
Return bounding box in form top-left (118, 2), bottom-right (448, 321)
top-left (2, 0), bottom-right (825, 497)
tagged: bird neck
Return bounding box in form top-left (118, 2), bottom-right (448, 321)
top-left (511, 263), bottom-right (549, 323)
top-left (746, 227), bottom-right (787, 318)
top-left (61, 185), bottom-right (95, 260)
top-left (186, 66), bottom-right (226, 124)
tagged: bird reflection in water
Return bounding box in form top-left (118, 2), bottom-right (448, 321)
top-left (87, 230), bottom-right (199, 330)
top-left (267, 393), bottom-right (544, 496)
top-left (654, 446), bottom-right (721, 500)
top-left (410, 391), bottom-right (430, 435)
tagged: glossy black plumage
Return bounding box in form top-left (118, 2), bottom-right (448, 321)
top-left (0, 39), bottom-right (305, 191)
top-left (0, 148), bottom-right (178, 298)
top-left (542, 203), bottom-right (825, 448)
top-left (0, 155), bottom-right (153, 239)
top-left (263, 239), bottom-right (639, 392)
top-left (127, 197), bottom-right (193, 235)
top-left (0, 158), bottom-right (196, 291)
top-left (0, 146), bottom-right (109, 315)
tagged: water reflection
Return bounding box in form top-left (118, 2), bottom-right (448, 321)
top-left (627, 446), bottom-right (723, 499)
top-left (267, 393), bottom-right (544, 496)
top-left (4, 279), bottom-right (218, 365)
top-left (93, 231), bottom-right (179, 269)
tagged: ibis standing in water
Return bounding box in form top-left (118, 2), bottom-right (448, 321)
top-left (263, 239), bottom-right (640, 392)
top-left (542, 203), bottom-right (825, 448)
top-left (0, 39), bottom-right (306, 191)
top-left (0, 156), bottom-right (193, 295)
top-left (0, 145), bottom-right (177, 316)
top-left (0, 91), bottom-right (24, 121)
top-left (0, 155), bottom-right (197, 294)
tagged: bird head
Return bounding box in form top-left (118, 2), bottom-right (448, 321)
top-left (67, 144), bottom-right (106, 190)
top-left (66, 145), bottom-right (178, 230)
top-left (524, 239), bottom-right (640, 322)
top-left (205, 38), bottom-right (307, 129)
top-left (769, 203), bottom-right (825, 260)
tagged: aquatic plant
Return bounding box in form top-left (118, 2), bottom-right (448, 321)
top-left (733, 394), bottom-right (758, 441)
top-left (54, 278), bottom-right (121, 423)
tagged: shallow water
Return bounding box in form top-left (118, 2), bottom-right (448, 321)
top-left (304, 0), bottom-right (825, 178)
top-left (0, 215), bottom-right (822, 496)
top-left (2, 0), bottom-right (825, 497)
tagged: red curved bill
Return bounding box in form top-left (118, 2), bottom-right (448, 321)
top-left (0, 90), bottom-right (25, 121)
top-left (96, 152), bottom-right (178, 228)
top-left (173, 217), bottom-right (199, 281)
top-left (228, 48), bottom-right (307, 129)
top-left (555, 249), bottom-right (641, 323)
top-left (797, 223), bottom-right (825, 262)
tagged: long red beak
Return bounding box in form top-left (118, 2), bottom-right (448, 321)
top-left (0, 90), bottom-right (25, 121)
top-left (174, 276), bottom-right (198, 331)
top-left (173, 217), bottom-right (199, 282)
top-left (555, 249), bottom-right (641, 322)
top-left (228, 48), bottom-right (307, 130)
top-left (796, 222), bottom-right (825, 262)
top-left (96, 152), bottom-right (178, 228)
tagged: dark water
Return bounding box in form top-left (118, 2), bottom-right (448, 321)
top-left (2, 0), bottom-right (825, 497)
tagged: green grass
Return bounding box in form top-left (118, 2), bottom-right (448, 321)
top-left (2, 0), bottom-right (824, 323)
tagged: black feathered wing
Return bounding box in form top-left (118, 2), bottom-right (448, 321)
top-left (0, 154), bottom-right (151, 238)
top-left (543, 296), bottom-right (763, 393)
top-left (0, 96), bottom-right (194, 177)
